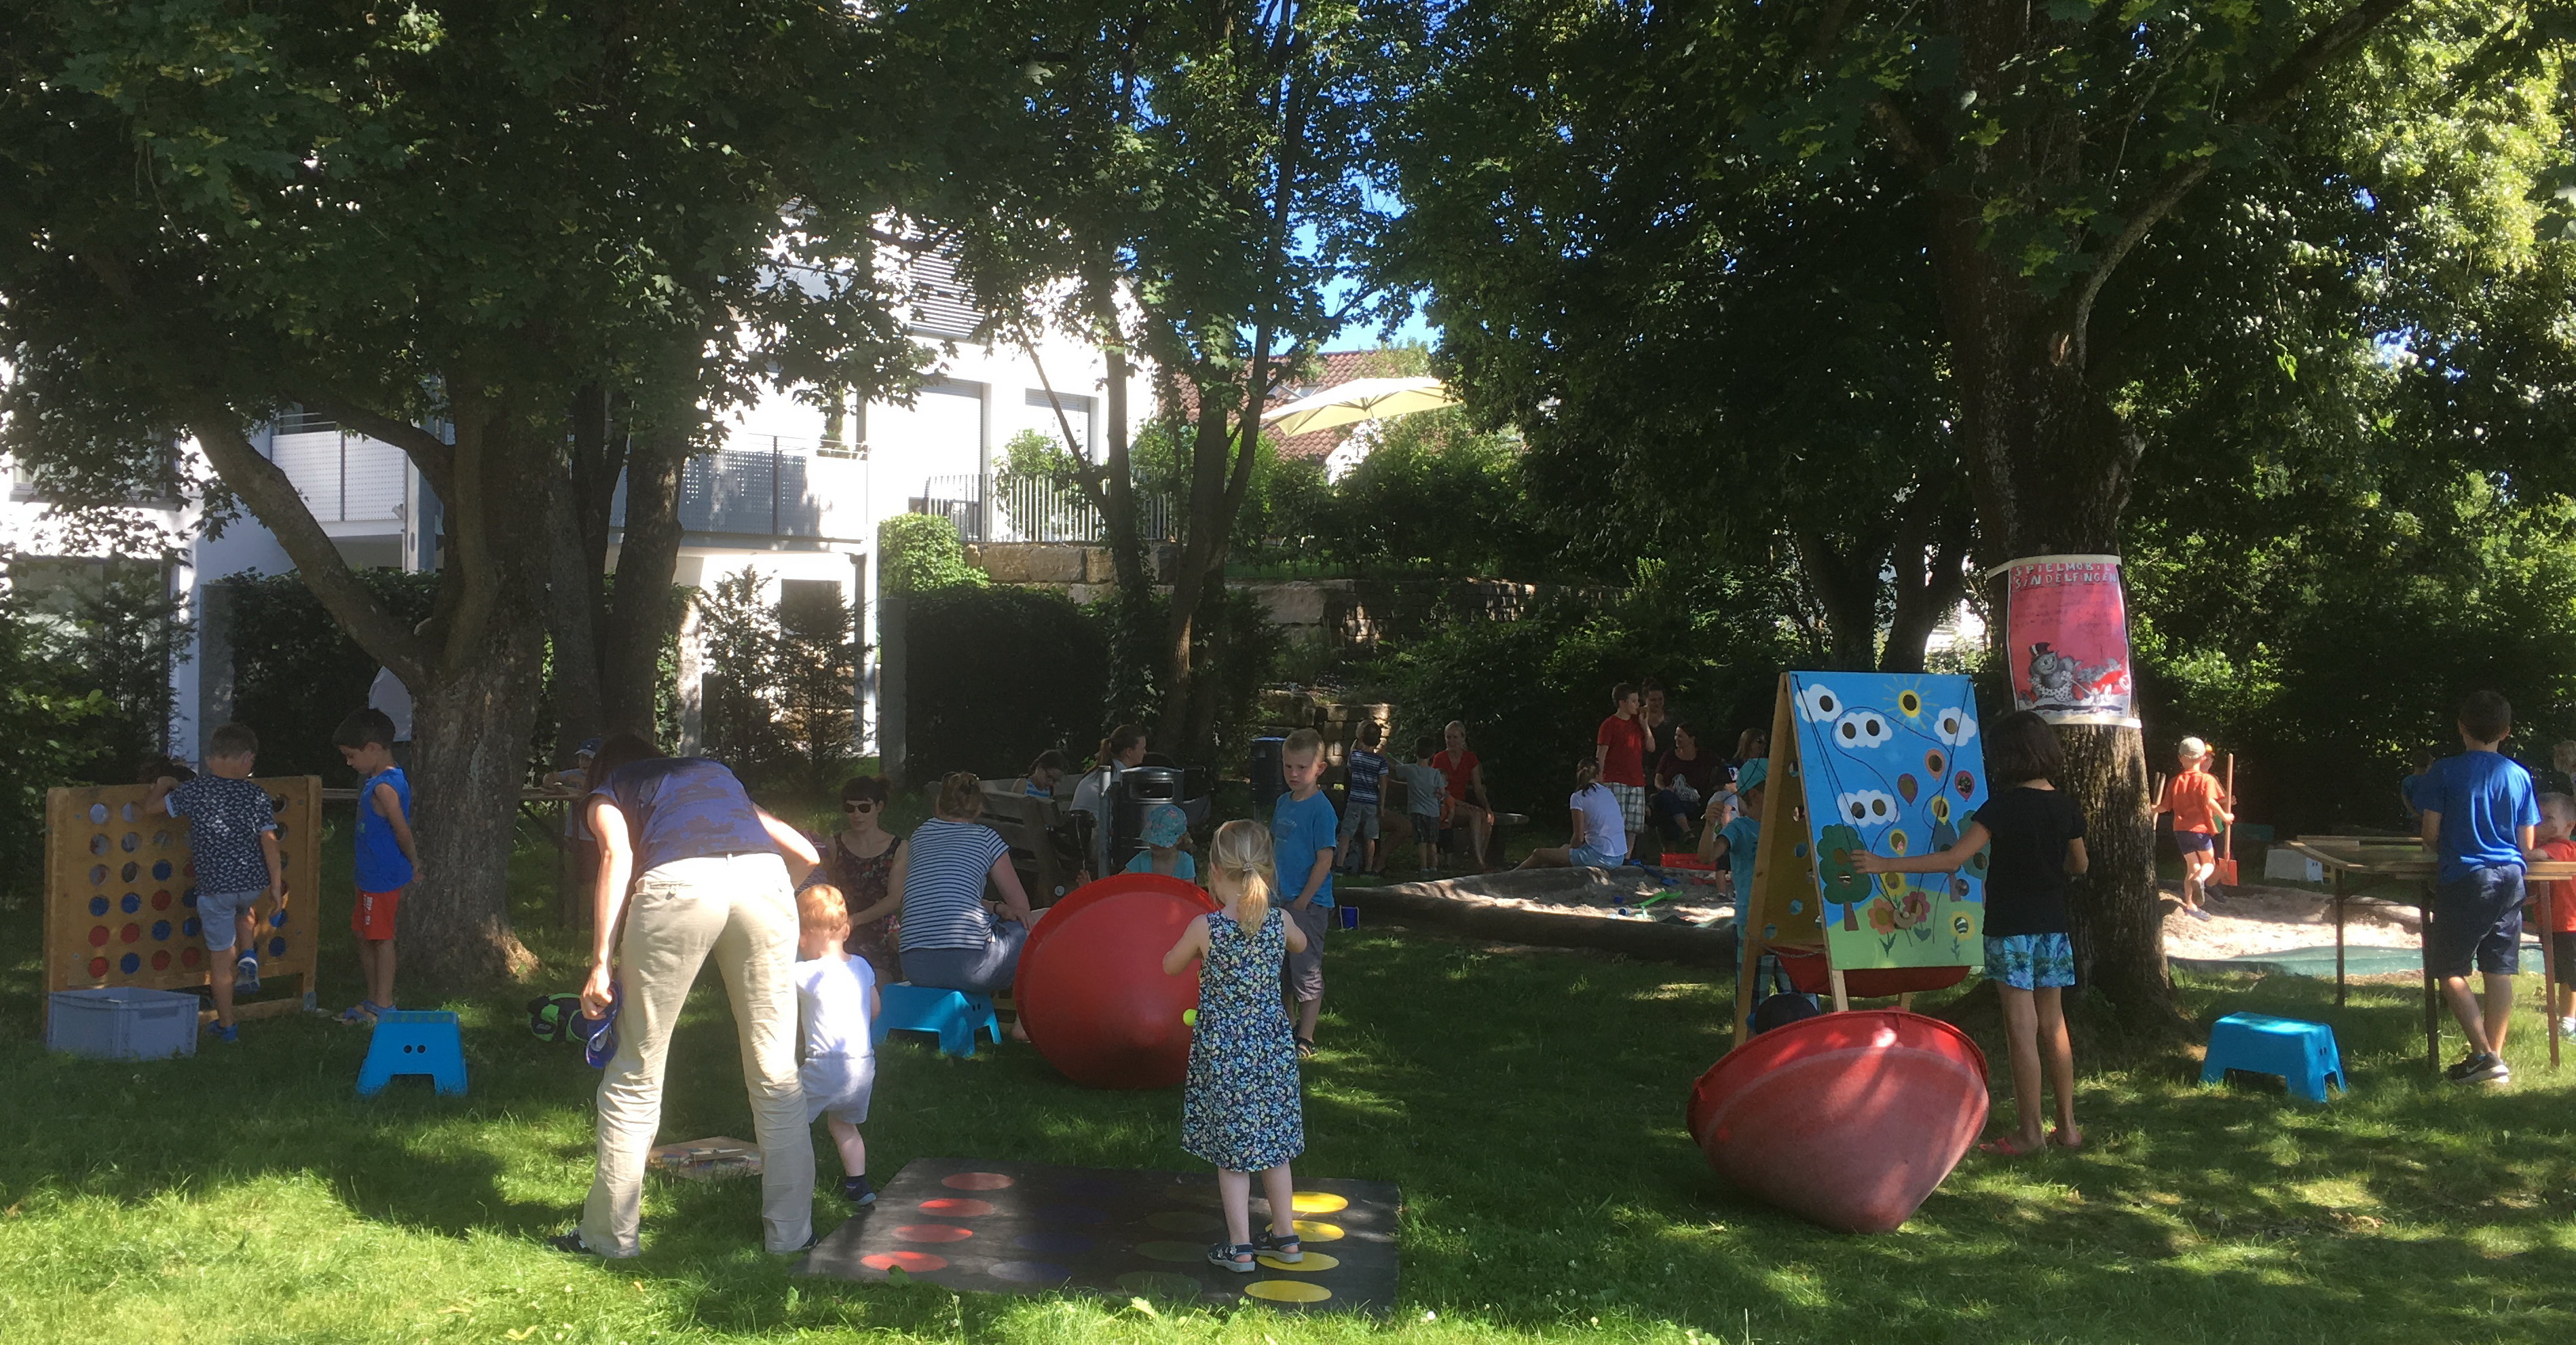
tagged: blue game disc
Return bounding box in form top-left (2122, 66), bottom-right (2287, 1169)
top-left (118, 953), bottom-right (138, 974)
top-left (151, 921), bottom-right (170, 942)
top-left (88, 896), bottom-right (109, 917)
top-left (268, 936), bottom-right (286, 957)
top-left (183, 917), bottom-right (201, 937)
top-left (121, 892), bottom-right (141, 913)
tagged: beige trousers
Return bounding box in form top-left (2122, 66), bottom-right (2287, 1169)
top-left (580, 851), bottom-right (814, 1255)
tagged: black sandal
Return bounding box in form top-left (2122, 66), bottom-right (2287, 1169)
top-left (1206, 1242), bottom-right (1256, 1273)
top-left (1294, 1036), bottom-right (1316, 1059)
top-left (1253, 1230), bottom-right (1303, 1264)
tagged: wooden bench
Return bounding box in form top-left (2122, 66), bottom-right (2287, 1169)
top-left (978, 784), bottom-right (1087, 906)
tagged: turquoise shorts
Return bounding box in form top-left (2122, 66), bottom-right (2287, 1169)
top-left (1985, 932), bottom-right (2075, 991)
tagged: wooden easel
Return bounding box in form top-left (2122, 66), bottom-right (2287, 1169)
top-left (1731, 676), bottom-right (1835, 1048)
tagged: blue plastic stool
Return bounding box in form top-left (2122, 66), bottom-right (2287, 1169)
top-left (2201, 1012), bottom-right (2343, 1102)
top-left (872, 984), bottom-right (1001, 1058)
top-left (356, 1010), bottom-right (468, 1097)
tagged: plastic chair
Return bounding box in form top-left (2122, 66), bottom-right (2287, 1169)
top-left (873, 984), bottom-right (1001, 1058)
top-left (357, 1010), bottom-right (468, 1097)
top-left (2201, 1012), bottom-right (2343, 1103)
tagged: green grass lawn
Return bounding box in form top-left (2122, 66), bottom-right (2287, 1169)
top-left (3, 820), bottom-right (2574, 1344)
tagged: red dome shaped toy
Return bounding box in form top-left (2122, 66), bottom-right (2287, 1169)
top-left (1013, 872), bottom-right (1219, 1090)
top-left (1687, 1010), bottom-right (1987, 1234)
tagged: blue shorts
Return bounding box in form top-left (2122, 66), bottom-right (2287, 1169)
top-left (2176, 831), bottom-right (2216, 855)
top-left (2429, 866), bottom-right (2524, 978)
top-left (1569, 844), bottom-right (1622, 868)
top-left (196, 889), bottom-right (263, 952)
top-left (1984, 933), bottom-right (2075, 991)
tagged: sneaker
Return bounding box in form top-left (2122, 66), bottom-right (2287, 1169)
top-left (207, 1022), bottom-right (238, 1044)
top-left (2186, 906), bottom-right (2214, 923)
top-left (2444, 1052), bottom-right (2509, 1085)
top-left (545, 1230), bottom-right (600, 1257)
top-left (2560, 1016), bottom-right (2576, 1042)
top-left (1206, 1242), bottom-right (1256, 1274)
top-left (842, 1175), bottom-right (877, 1207)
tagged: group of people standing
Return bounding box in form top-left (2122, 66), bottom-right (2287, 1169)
top-left (1523, 679), bottom-right (1768, 876)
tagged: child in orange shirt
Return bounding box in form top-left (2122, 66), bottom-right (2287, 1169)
top-left (2153, 736), bottom-right (2233, 921)
top-left (2537, 793), bottom-right (2576, 1042)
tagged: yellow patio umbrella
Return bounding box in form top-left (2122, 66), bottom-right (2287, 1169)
top-left (1258, 376), bottom-right (1460, 439)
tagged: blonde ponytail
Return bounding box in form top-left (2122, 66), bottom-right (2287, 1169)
top-left (1210, 819), bottom-right (1277, 934)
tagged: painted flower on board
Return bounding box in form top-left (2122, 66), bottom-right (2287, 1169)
top-left (1867, 897), bottom-right (1899, 935)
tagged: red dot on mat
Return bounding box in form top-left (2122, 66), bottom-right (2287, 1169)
top-left (920, 1198), bottom-right (995, 1216)
top-left (181, 947), bottom-right (202, 968)
top-left (89, 925), bottom-right (109, 946)
top-left (861, 1251), bottom-right (948, 1272)
top-left (88, 957), bottom-right (108, 978)
top-left (151, 951), bottom-right (171, 970)
top-left (894, 1224), bottom-right (975, 1243)
top-left (121, 923), bottom-right (141, 944)
top-left (941, 1173), bottom-right (1013, 1191)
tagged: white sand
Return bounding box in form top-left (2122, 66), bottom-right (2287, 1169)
top-left (2160, 881), bottom-right (2420, 960)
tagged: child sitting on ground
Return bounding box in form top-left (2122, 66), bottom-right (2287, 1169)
top-left (2535, 794), bottom-right (2576, 1044)
top-left (147, 722), bottom-right (283, 1044)
top-left (795, 883), bottom-right (882, 1206)
top-left (333, 708), bottom-right (418, 1023)
top-left (1516, 758), bottom-right (1627, 870)
top-left (1703, 757), bottom-right (1768, 904)
top-left (1124, 802), bottom-right (1198, 881)
top-left (1161, 821), bottom-right (1309, 1274)
top-left (2152, 736), bottom-right (2231, 921)
top-left (1861, 711), bottom-right (2086, 1156)
top-left (2418, 690), bottom-right (2539, 1085)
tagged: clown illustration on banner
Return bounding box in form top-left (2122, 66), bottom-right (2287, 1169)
top-left (2003, 554), bottom-right (2138, 729)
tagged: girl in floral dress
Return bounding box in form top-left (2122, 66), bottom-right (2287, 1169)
top-left (828, 775), bottom-right (903, 985)
top-left (1161, 820), bottom-right (1309, 1272)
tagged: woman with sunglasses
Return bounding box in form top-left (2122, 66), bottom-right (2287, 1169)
top-left (827, 776), bottom-right (905, 984)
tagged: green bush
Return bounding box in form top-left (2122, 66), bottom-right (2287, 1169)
top-left (878, 513), bottom-right (987, 595)
top-left (697, 566), bottom-right (860, 792)
top-left (0, 595), bottom-right (109, 896)
top-left (219, 569), bottom-right (440, 779)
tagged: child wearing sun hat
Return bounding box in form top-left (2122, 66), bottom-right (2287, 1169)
top-left (1123, 801), bottom-right (1198, 881)
top-left (2153, 736), bottom-right (2232, 921)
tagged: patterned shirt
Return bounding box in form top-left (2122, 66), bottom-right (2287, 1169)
top-left (166, 775), bottom-right (276, 895)
top-left (899, 819), bottom-right (1012, 951)
top-left (1345, 748), bottom-right (1388, 809)
top-left (591, 758), bottom-right (772, 877)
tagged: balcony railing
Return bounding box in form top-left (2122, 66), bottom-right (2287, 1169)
top-left (914, 473), bottom-right (1176, 545)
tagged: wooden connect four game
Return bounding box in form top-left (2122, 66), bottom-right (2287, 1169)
top-left (43, 779), bottom-right (322, 1028)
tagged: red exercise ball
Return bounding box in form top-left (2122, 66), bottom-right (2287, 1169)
top-left (1687, 1010), bottom-right (1987, 1234)
top-left (1014, 872), bottom-right (1219, 1090)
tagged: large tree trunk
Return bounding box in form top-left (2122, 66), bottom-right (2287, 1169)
top-left (1931, 185), bottom-right (2176, 1033)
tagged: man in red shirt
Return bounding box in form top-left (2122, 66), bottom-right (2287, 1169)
top-left (1594, 684), bottom-right (1649, 860)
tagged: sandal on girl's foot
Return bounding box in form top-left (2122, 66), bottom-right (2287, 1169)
top-left (1294, 1037), bottom-right (1316, 1059)
top-left (1977, 1135), bottom-right (2042, 1158)
top-left (336, 1000), bottom-right (386, 1025)
top-left (1206, 1242), bottom-right (1257, 1273)
top-left (1253, 1230), bottom-right (1303, 1264)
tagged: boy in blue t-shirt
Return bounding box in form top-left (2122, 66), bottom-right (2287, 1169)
top-left (2419, 690), bottom-right (2540, 1086)
top-left (335, 708), bottom-right (419, 1024)
top-left (1337, 721), bottom-right (1390, 876)
top-left (1273, 729), bottom-right (1338, 1056)
top-left (147, 722), bottom-right (282, 1043)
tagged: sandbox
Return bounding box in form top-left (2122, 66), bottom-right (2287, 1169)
top-left (1357, 868), bottom-right (1736, 965)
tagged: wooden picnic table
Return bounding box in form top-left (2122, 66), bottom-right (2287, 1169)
top-left (2279, 835), bottom-right (2567, 1072)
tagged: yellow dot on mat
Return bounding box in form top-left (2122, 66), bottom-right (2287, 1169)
top-left (1291, 1220), bottom-right (1343, 1242)
top-left (1257, 1251), bottom-right (1341, 1272)
top-left (1245, 1280), bottom-right (1332, 1304)
top-left (1289, 1192), bottom-right (1347, 1213)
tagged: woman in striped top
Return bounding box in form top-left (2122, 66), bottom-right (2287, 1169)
top-left (893, 772), bottom-right (1036, 1035)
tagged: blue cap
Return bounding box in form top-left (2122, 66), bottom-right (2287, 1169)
top-left (1736, 757), bottom-right (1769, 792)
top-left (1141, 802), bottom-right (1187, 848)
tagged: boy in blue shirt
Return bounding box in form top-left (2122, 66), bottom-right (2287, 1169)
top-left (1337, 721), bottom-right (1389, 876)
top-left (334, 709), bottom-right (419, 1023)
top-left (1704, 757), bottom-right (1767, 904)
top-left (1273, 729), bottom-right (1338, 1056)
top-left (147, 722), bottom-right (282, 1043)
top-left (2419, 690), bottom-right (2539, 1085)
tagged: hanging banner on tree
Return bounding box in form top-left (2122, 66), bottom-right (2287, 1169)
top-left (2003, 554), bottom-right (2139, 728)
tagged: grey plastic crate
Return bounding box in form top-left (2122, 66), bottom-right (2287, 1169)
top-left (46, 986), bottom-right (200, 1061)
